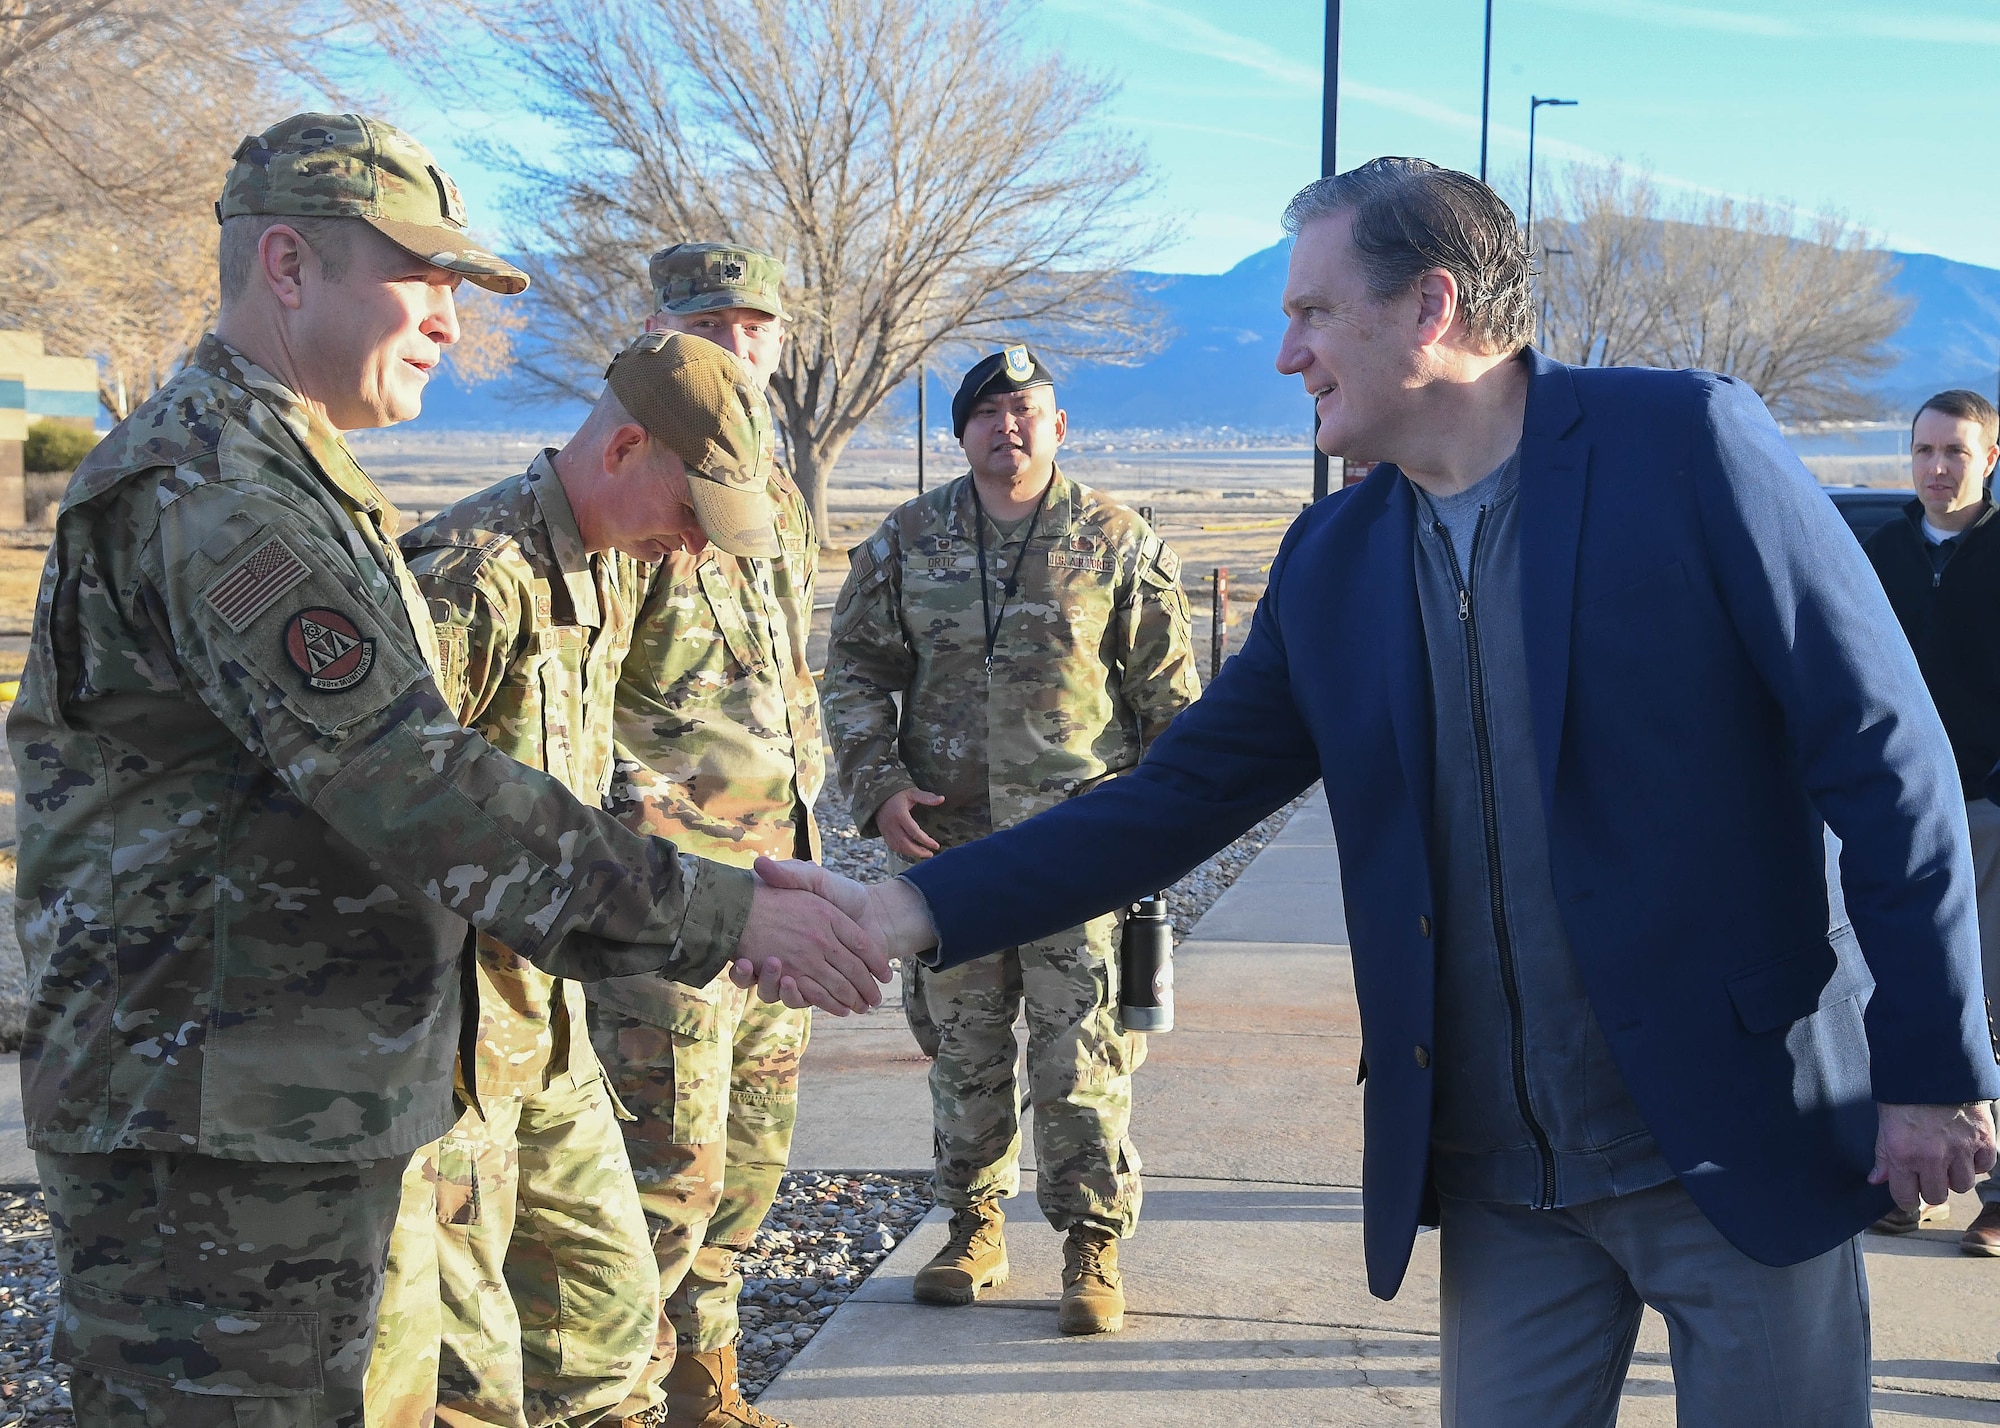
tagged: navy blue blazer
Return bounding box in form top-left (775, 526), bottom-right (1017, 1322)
top-left (904, 353), bottom-right (2000, 1298)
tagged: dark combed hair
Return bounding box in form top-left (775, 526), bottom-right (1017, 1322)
top-left (1282, 157), bottom-right (1534, 354)
top-left (1915, 388), bottom-right (2000, 447)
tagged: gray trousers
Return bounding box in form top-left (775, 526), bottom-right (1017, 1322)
top-left (1440, 1179), bottom-right (1871, 1427)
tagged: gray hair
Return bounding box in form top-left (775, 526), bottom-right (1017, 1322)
top-left (1283, 157), bottom-right (1534, 354)
top-left (217, 214), bottom-right (357, 301)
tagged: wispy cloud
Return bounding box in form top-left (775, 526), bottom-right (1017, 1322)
top-left (1342, 83), bottom-right (1804, 211)
top-left (1049, 0), bottom-right (1319, 90)
top-left (1842, 13), bottom-right (2000, 45)
top-left (1128, 117), bottom-right (1317, 155)
top-left (1522, 0), bottom-right (1799, 38)
top-left (1522, 0), bottom-right (2000, 46)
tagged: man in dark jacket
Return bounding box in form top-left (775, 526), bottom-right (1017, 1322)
top-left (755, 161), bottom-right (2000, 1425)
top-left (1864, 387), bottom-right (2000, 1251)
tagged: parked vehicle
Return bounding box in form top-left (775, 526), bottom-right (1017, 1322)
top-left (1821, 486), bottom-right (1907, 544)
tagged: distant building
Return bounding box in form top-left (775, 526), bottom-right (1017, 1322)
top-left (0, 331), bottom-right (99, 524)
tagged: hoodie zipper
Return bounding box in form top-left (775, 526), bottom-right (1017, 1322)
top-left (1436, 510), bottom-right (1559, 1210)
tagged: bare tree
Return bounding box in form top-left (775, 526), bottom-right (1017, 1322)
top-left (475, 0), bottom-right (1170, 530)
top-left (1532, 163), bottom-right (1910, 422)
top-left (1648, 203), bottom-right (1909, 422)
top-left (445, 286), bottom-right (529, 387)
top-left (0, 0), bottom-right (503, 416)
top-left (1534, 163), bottom-right (1663, 370)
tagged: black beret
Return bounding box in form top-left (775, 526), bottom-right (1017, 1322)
top-left (952, 345), bottom-right (1055, 438)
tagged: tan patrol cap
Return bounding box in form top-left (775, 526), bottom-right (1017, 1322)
top-left (605, 332), bottom-right (779, 557)
top-left (216, 113), bottom-right (529, 296)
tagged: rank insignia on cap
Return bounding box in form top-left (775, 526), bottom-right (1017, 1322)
top-left (429, 165), bottom-right (467, 227)
top-left (720, 257), bottom-right (745, 282)
top-left (1003, 345), bottom-right (1034, 381)
top-left (283, 608), bottom-right (377, 691)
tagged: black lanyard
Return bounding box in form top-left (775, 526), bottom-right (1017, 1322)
top-left (971, 477), bottom-right (1053, 672)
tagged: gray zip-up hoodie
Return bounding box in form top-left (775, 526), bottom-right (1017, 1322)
top-left (1413, 457), bottom-right (1675, 1206)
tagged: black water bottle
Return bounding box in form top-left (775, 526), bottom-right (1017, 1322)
top-left (1118, 894), bottom-right (1174, 1033)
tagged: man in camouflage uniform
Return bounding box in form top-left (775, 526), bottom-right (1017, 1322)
top-left (823, 346), bottom-right (1199, 1336)
top-left (369, 332), bottom-right (779, 1427)
top-left (6, 114), bottom-right (883, 1428)
top-left (586, 245), bottom-right (820, 1428)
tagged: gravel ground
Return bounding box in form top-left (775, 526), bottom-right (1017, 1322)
top-left (0, 788), bottom-right (1305, 1418)
top-left (0, 1191), bottom-right (64, 1428)
top-left (733, 1171), bottom-right (935, 1399)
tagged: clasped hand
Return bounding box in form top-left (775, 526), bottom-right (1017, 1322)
top-left (732, 857), bottom-right (938, 1013)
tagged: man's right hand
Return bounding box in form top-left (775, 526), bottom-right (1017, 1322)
top-left (736, 869), bottom-right (893, 1015)
top-left (878, 787), bottom-right (945, 859)
top-left (732, 860), bottom-right (940, 1010)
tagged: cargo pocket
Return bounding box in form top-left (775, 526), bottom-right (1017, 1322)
top-left (902, 960), bottom-right (941, 1058)
top-left (666, 991), bottom-right (727, 1145)
top-left (433, 1138), bottom-right (481, 1228)
top-left (57, 1279), bottom-right (322, 1397)
top-left (699, 559), bottom-right (771, 674)
top-left (534, 628), bottom-right (588, 790)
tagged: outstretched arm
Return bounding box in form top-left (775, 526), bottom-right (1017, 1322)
top-left (136, 481), bottom-right (887, 1013)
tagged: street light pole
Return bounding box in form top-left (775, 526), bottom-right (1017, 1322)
top-left (1479, 0), bottom-right (1493, 182)
top-left (1526, 96), bottom-right (1577, 349)
top-left (1312, 0), bottom-right (1341, 502)
top-left (916, 368), bottom-right (926, 494)
top-left (1524, 95), bottom-right (1577, 250)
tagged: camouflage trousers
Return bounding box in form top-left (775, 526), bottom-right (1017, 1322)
top-left (38, 1148), bottom-right (404, 1427)
top-left (908, 909), bottom-right (1146, 1236)
top-left (587, 975), bottom-right (810, 1417)
top-left (363, 1072), bottom-right (656, 1427)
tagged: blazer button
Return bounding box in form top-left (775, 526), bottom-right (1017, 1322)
top-left (1418, 915), bottom-right (1432, 938)
top-left (1414, 1045), bottom-right (1431, 1069)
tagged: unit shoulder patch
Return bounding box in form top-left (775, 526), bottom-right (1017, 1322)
top-left (1139, 540), bottom-right (1182, 588)
top-left (205, 534), bottom-right (312, 632)
top-left (282, 607), bottom-right (378, 692)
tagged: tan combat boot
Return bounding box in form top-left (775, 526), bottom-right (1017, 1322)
top-left (659, 1342), bottom-right (793, 1428)
top-left (911, 1199), bottom-right (1009, 1305)
top-left (1057, 1224), bottom-right (1125, 1335)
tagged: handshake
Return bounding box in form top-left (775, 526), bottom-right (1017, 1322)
top-left (726, 857), bottom-right (940, 1014)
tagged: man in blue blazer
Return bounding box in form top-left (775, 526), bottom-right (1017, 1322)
top-left (752, 159), bottom-right (2000, 1423)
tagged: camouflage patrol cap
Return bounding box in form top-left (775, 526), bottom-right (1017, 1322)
top-left (217, 113), bottom-right (529, 295)
top-left (952, 344), bottom-right (1056, 437)
top-left (605, 332), bottom-right (779, 557)
top-left (650, 243), bottom-right (788, 320)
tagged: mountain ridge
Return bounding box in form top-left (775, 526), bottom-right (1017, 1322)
top-left (410, 241), bottom-right (2000, 436)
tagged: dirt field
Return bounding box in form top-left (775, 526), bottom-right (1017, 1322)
top-left (338, 431), bottom-right (1319, 677)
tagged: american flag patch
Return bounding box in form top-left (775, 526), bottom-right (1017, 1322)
top-left (205, 535), bottom-right (311, 632)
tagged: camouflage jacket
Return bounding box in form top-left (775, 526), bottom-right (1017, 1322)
top-left (589, 473), bottom-right (823, 1029)
top-left (402, 454), bottom-right (646, 1095)
top-left (823, 469), bottom-right (1199, 849)
top-left (7, 337), bottom-right (755, 1162)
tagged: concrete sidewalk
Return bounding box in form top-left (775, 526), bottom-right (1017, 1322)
top-left (764, 796), bottom-right (2000, 1425)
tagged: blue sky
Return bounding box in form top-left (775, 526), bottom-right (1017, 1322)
top-left (379, 0), bottom-right (2000, 277)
